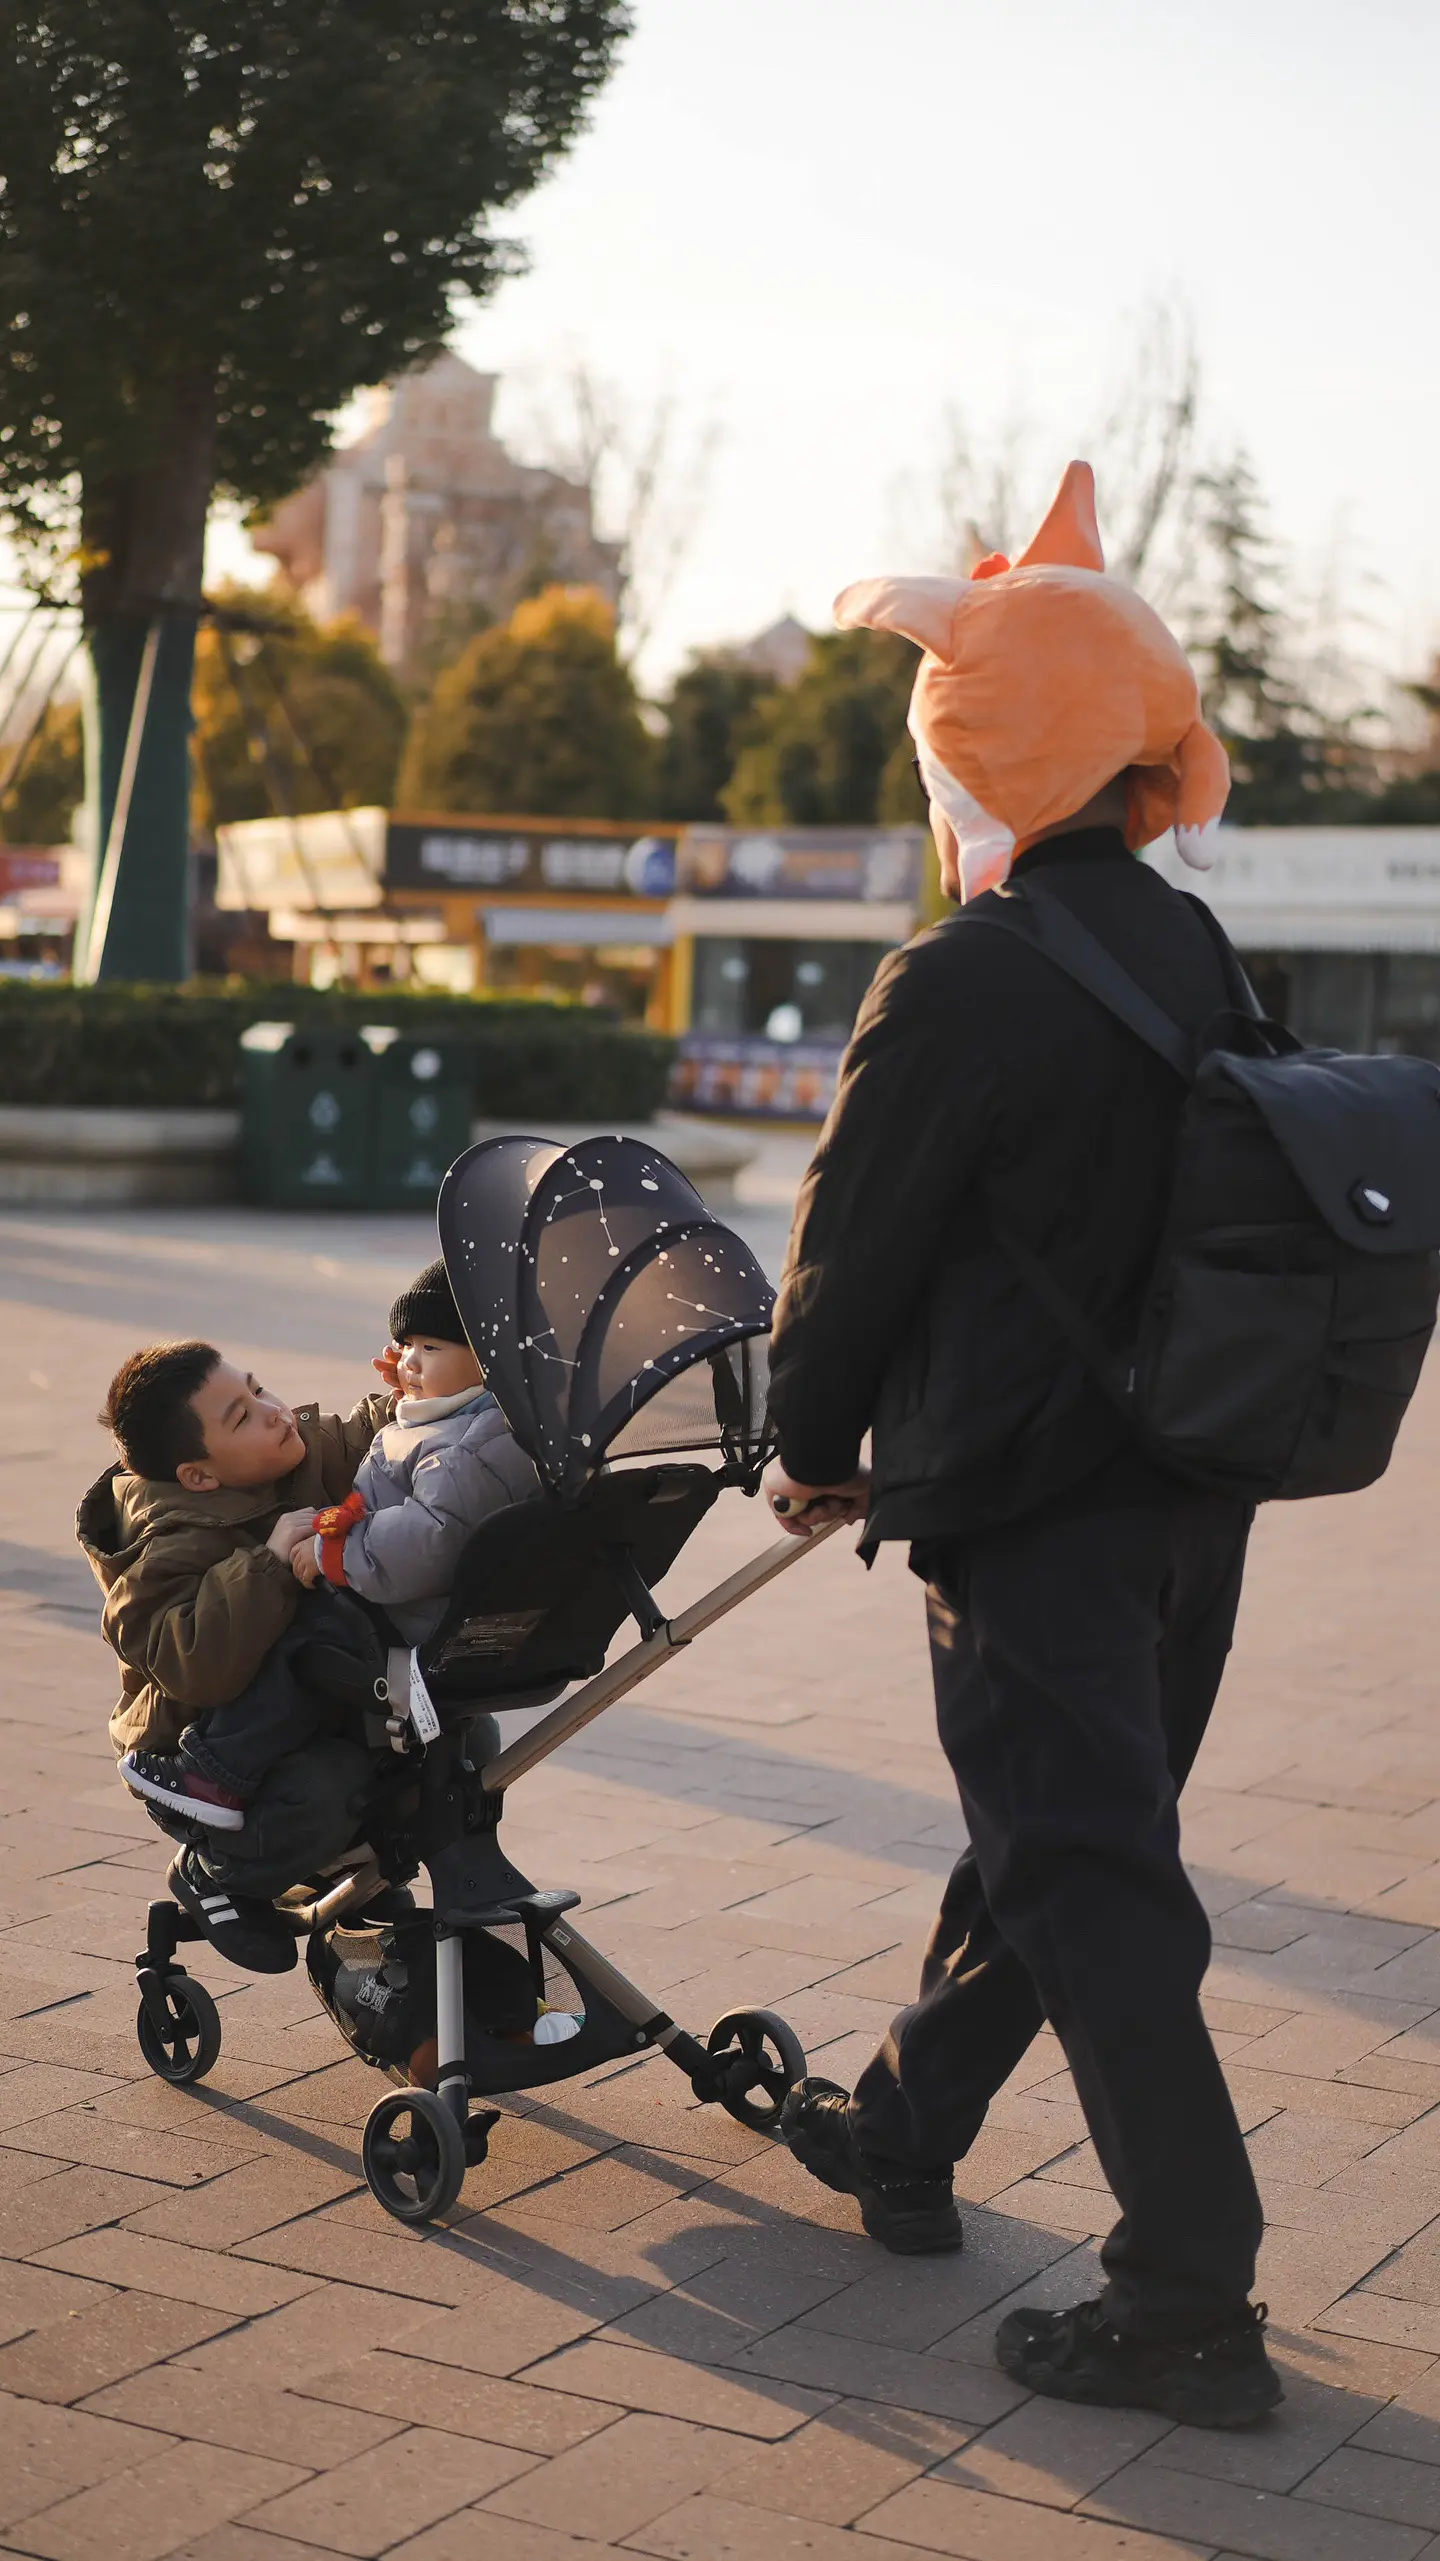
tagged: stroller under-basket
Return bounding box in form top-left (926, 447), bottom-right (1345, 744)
top-left (132, 1133), bottom-right (837, 2225)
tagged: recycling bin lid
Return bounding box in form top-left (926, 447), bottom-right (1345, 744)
top-left (238, 1020), bottom-right (400, 1055)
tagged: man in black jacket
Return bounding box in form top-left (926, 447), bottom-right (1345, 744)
top-left (766, 785), bottom-right (1280, 2427)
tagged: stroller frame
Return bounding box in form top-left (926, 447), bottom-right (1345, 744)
top-left (134, 1498), bottom-right (840, 2225)
top-left (133, 1130), bottom-right (827, 2225)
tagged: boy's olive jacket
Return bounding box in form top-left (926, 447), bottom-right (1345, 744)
top-left (76, 1395), bottom-right (393, 1758)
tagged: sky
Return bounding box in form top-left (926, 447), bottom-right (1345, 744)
top-left (124, 0), bottom-right (1440, 699)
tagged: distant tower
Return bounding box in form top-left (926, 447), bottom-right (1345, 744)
top-left (254, 352), bottom-right (622, 671)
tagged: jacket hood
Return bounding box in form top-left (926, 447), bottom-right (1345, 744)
top-left (75, 1464), bottom-right (290, 1592)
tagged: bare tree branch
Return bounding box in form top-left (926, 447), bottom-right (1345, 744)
top-left (893, 297), bottom-right (1208, 620)
top-left (503, 359), bottom-right (722, 664)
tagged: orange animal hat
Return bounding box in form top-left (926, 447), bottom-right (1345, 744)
top-left (836, 460), bottom-right (1229, 902)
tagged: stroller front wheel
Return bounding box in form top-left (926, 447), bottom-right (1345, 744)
top-left (136, 1973), bottom-right (222, 2085)
top-left (363, 2087), bottom-right (467, 2224)
top-left (705, 2006), bottom-right (806, 2133)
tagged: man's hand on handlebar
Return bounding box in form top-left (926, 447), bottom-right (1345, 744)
top-left (763, 1459), bottom-right (871, 1538)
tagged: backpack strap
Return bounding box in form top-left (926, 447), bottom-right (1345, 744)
top-left (969, 879), bottom-right (1195, 1080)
top-left (958, 875), bottom-right (1215, 1431)
top-left (984, 1217), bottom-right (1137, 1416)
top-left (1180, 888), bottom-right (1265, 1020)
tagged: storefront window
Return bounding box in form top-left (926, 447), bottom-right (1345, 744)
top-left (484, 941), bottom-right (660, 1021)
top-left (692, 939), bottom-right (892, 1041)
top-left (1225, 952), bottom-right (1440, 1063)
top-left (1375, 955), bottom-right (1440, 1060)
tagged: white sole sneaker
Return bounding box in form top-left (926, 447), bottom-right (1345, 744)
top-left (120, 1756), bottom-right (246, 1831)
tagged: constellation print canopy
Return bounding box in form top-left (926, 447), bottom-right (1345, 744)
top-left (438, 1135), bottom-right (775, 1494)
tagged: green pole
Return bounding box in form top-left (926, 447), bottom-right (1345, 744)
top-left (79, 611), bottom-right (197, 982)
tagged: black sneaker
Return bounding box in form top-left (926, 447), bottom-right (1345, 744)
top-left (996, 2296), bottom-right (1282, 2429)
top-left (167, 1847), bottom-right (297, 1975)
top-left (780, 2077), bottom-right (963, 2255)
top-left (121, 1750), bottom-right (246, 1832)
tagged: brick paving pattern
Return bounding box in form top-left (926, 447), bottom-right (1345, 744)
top-left (3, 1187), bottom-right (1440, 2556)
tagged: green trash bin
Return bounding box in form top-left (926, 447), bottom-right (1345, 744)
top-left (371, 1033), bottom-right (475, 1212)
top-left (239, 1021), bottom-right (393, 1208)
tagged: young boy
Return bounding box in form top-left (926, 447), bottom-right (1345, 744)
top-left (78, 1348), bottom-right (394, 1965)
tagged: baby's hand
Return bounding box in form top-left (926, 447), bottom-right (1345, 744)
top-left (372, 1341), bottom-right (404, 1391)
top-left (290, 1538), bottom-right (321, 1589)
top-left (266, 1506), bottom-right (316, 1560)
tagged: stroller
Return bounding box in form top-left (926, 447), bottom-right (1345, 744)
top-left (132, 1135), bottom-right (837, 2225)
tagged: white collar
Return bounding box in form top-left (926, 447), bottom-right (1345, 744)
top-left (394, 1384), bottom-right (489, 1427)
top-left (910, 712), bottom-right (1017, 903)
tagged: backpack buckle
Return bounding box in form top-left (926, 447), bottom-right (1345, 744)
top-left (1349, 1180), bottom-right (1395, 1225)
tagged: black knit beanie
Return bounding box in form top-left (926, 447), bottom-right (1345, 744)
top-left (388, 1259), bottom-right (468, 1347)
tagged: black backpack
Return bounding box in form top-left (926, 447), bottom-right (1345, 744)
top-left (971, 878), bottom-right (1440, 1502)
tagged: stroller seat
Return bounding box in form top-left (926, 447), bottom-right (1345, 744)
top-left (413, 1460), bottom-right (721, 1705)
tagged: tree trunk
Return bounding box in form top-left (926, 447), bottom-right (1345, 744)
top-left (78, 373), bottom-right (215, 982)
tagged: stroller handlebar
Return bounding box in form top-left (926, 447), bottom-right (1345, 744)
top-left (478, 1515), bottom-right (847, 1794)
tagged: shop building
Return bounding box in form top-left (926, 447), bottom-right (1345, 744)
top-left (214, 808), bottom-right (684, 1023)
top-left (667, 825), bottom-right (926, 1116)
top-left (0, 847), bottom-right (84, 979)
top-left (1146, 828), bottom-right (1440, 1056)
top-left (215, 812), bottom-right (1440, 1114)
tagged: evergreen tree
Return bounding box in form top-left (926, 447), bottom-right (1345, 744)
top-left (653, 654), bottom-right (773, 821)
top-left (722, 630), bottom-right (922, 826)
top-left (398, 586), bottom-right (652, 818)
top-left (0, 1), bottom-right (629, 977)
top-left (1193, 456), bottom-right (1328, 823)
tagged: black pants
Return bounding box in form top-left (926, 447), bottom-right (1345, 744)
top-left (849, 1485), bottom-right (1262, 2339)
top-left (198, 1737), bottom-right (386, 1903)
top-left (180, 1587), bottom-right (381, 1798)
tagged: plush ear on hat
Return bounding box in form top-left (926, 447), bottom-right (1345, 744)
top-left (1126, 718), bottom-right (1231, 866)
top-left (1014, 460), bottom-right (1105, 573)
top-left (833, 574), bottom-right (966, 661)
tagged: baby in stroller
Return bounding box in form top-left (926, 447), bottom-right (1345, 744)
top-left (79, 1258), bottom-right (536, 1971)
top-left (292, 1256), bottom-right (538, 1631)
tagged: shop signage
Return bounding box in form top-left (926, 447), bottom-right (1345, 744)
top-left (672, 1031), bottom-right (844, 1121)
top-left (0, 850), bottom-right (61, 894)
top-left (678, 827), bottom-right (924, 903)
top-left (386, 822), bottom-right (677, 899)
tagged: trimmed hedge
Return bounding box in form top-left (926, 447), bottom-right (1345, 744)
top-left (0, 983), bottom-right (675, 1119)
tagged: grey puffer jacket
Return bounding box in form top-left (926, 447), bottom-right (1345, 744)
top-left (336, 1387), bottom-right (538, 1642)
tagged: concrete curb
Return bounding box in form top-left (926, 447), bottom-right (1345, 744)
top-left (0, 1106), bottom-right (755, 1209)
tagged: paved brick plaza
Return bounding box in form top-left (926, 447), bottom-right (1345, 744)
top-left (5, 1181), bottom-right (1440, 2559)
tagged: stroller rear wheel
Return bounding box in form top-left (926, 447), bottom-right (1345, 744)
top-left (705, 2006), bottom-right (806, 2133)
top-left (363, 2087), bottom-right (467, 2224)
top-left (136, 1973), bottom-right (222, 2085)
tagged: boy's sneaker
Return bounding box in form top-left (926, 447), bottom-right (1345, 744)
top-left (996, 2296), bottom-right (1282, 2429)
top-left (780, 2077), bottom-right (963, 2255)
top-left (167, 1847), bottom-right (297, 1974)
top-left (121, 1750), bottom-right (246, 1832)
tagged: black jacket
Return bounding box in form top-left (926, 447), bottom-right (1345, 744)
top-left (767, 828), bottom-right (1253, 1543)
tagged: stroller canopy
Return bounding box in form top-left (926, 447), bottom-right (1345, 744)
top-left (438, 1134), bottom-right (775, 1496)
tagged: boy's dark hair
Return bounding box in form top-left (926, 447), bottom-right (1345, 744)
top-left (101, 1342), bottom-right (222, 1482)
